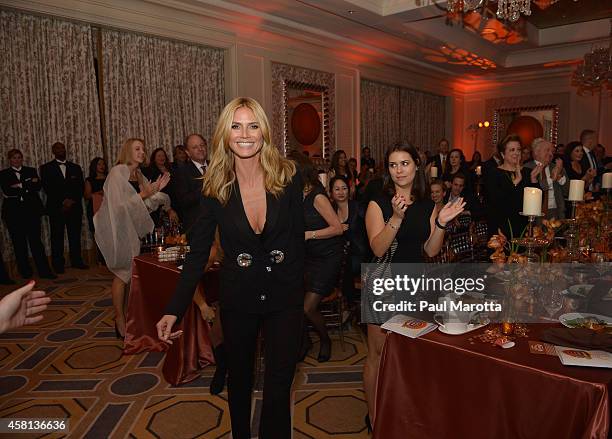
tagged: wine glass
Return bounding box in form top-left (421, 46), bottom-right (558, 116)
top-left (591, 252), bottom-right (610, 278)
top-left (539, 286), bottom-right (563, 320)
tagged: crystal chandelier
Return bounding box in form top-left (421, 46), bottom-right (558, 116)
top-left (572, 20), bottom-right (612, 96)
top-left (496, 0), bottom-right (530, 22)
top-left (445, 0), bottom-right (562, 23)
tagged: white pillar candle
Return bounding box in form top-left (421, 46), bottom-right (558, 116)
top-left (568, 179), bottom-right (585, 201)
top-left (522, 187), bottom-right (542, 216)
top-left (475, 165), bottom-right (482, 176)
top-left (431, 166), bottom-right (438, 178)
top-left (603, 173), bottom-right (612, 189)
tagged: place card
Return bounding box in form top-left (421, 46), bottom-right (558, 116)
top-left (381, 315), bottom-right (437, 339)
top-left (528, 340), bottom-right (556, 356)
top-left (555, 346), bottom-right (612, 368)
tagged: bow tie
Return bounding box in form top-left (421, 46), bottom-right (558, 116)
top-left (57, 162), bottom-right (66, 166)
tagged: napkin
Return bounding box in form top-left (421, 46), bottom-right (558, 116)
top-left (540, 328), bottom-right (612, 353)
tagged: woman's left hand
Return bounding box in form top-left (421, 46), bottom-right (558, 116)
top-left (438, 198), bottom-right (466, 226)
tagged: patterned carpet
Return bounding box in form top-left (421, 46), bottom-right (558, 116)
top-left (0, 267), bottom-right (369, 438)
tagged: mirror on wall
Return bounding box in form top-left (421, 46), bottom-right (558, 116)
top-left (492, 104), bottom-right (559, 148)
top-left (281, 80), bottom-right (329, 162)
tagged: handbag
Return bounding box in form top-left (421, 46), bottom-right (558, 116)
top-left (361, 232), bottom-right (398, 325)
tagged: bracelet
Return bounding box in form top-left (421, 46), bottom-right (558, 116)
top-left (435, 216), bottom-right (447, 230)
top-left (311, 231), bottom-right (317, 240)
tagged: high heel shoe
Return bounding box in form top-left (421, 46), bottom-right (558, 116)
top-left (365, 414), bottom-right (372, 433)
top-left (114, 322), bottom-right (124, 340)
top-left (317, 337), bottom-right (331, 363)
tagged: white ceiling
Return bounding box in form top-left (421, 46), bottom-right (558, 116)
top-left (187, 0), bottom-right (611, 75)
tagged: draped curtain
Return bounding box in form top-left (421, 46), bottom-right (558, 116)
top-left (360, 80), bottom-right (401, 169)
top-left (101, 29), bottom-right (225, 162)
top-left (360, 79), bottom-right (446, 168)
top-left (0, 10), bottom-right (102, 261)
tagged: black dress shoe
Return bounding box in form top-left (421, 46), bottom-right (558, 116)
top-left (40, 272), bottom-right (58, 280)
top-left (72, 263), bottom-right (89, 270)
top-left (317, 337), bottom-right (332, 363)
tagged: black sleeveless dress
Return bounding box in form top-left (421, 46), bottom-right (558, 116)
top-left (304, 186), bottom-right (344, 296)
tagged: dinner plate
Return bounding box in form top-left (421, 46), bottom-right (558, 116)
top-left (437, 319), bottom-right (489, 335)
top-left (559, 312), bottom-right (612, 329)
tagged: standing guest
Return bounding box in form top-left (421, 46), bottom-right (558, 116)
top-left (144, 148), bottom-right (179, 225)
top-left (363, 142), bottom-right (465, 431)
top-left (360, 146), bottom-right (375, 171)
top-left (580, 129), bottom-right (598, 192)
top-left (329, 176), bottom-right (367, 307)
top-left (95, 138), bottom-right (171, 337)
top-left (348, 157), bottom-right (358, 182)
top-left (291, 152), bottom-right (344, 362)
top-left (174, 134), bottom-right (208, 232)
top-left (442, 148), bottom-right (467, 190)
top-left (521, 145), bottom-right (532, 164)
top-left (157, 98), bottom-right (306, 439)
top-left (329, 150), bottom-right (355, 199)
top-left (554, 144), bottom-right (565, 160)
top-left (84, 157), bottom-right (108, 237)
top-left (172, 145), bottom-right (188, 171)
top-left (429, 138), bottom-right (450, 175)
top-left (524, 138), bottom-right (568, 219)
top-left (40, 142), bottom-right (87, 272)
top-left (0, 281), bottom-right (50, 333)
top-left (467, 151), bottom-right (482, 173)
top-left (484, 134), bottom-right (542, 238)
top-left (0, 149), bottom-right (55, 279)
top-left (564, 141), bottom-right (597, 186)
top-left (429, 179), bottom-right (446, 216)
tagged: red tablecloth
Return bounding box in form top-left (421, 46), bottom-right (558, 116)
top-left (374, 325), bottom-right (611, 439)
top-left (124, 254), bottom-right (215, 385)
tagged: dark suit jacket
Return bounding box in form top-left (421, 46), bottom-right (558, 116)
top-left (165, 174), bottom-right (305, 321)
top-left (173, 161), bottom-right (205, 232)
top-left (0, 167), bottom-right (44, 221)
top-left (429, 153), bottom-right (449, 175)
top-left (40, 160), bottom-right (84, 211)
top-left (443, 191), bottom-right (484, 219)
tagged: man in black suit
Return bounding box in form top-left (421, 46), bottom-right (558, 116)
top-left (428, 138), bottom-right (450, 175)
top-left (0, 149), bottom-right (55, 279)
top-left (444, 173), bottom-right (484, 219)
top-left (40, 142), bottom-right (87, 273)
top-left (174, 134), bottom-right (208, 233)
top-left (579, 129), bottom-right (599, 192)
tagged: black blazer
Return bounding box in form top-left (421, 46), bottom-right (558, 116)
top-left (165, 174), bottom-right (305, 321)
top-left (0, 166), bottom-right (44, 221)
top-left (173, 161), bottom-right (205, 232)
top-left (40, 160), bottom-right (84, 211)
top-left (429, 153), bottom-right (449, 174)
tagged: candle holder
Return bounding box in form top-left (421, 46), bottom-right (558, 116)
top-left (511, 212), bottom-right (548, 262)
top-left (564, 200), bottom-right (583, 262)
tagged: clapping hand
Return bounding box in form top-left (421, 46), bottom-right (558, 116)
top-left (551, 159), bottom-right (563, 181)
top-left (0, 281), bottom-right (50, 333)
top-left (530, 163), bottom-right (545, 183)
top-left (438, 198), bottom-right (466, 226)
top-left (391, 194), bottom-right (409, 219)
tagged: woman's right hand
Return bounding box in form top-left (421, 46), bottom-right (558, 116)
top-left (156, 315), bottom-right (182, 344)
top-left (391, 194), bottom-right (408, 219)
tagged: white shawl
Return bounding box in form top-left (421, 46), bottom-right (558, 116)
top-left (94, 164), bottom-right (155, 283)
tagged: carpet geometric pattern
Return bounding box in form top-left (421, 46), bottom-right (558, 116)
top-left (0, 267), bottom-right (369, 438)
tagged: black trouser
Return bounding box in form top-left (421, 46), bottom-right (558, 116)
top-left (221, 306), bottom-right (303, 439)
top-left (48, 207), bottom-right (83, 269)
top-left (4, 214), bottom-right (51, 277)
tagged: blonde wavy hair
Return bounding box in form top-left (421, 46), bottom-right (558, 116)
top-left (203, 97), bottom-right (296, 204)
top-left (116, 137), bottom-right (146, 184)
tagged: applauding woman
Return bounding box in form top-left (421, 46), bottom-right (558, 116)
top-left (94, 139), bottom-right (171, 337)
top-left (157, 98), bottom-right (305, 439)
top-left (362, 142), bottom-right (465, 431)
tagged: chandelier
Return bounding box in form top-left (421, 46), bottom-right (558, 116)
top-left (445, 0), bottom-right (564, 23)
top-left (572, 20), bottom-right (612, 96)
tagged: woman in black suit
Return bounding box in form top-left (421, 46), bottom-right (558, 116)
top-left (157, 97), bottom-right (304, 439)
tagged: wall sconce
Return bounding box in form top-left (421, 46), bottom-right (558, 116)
top-left (468, 120), bottom-right (490, 151)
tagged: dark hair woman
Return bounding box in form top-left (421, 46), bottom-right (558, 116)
top-left (564, 141), bottom-right (597, 185)
top-left (362, 142), bottom-right (465, 430)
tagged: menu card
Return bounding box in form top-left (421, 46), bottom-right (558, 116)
top-left (555, 346), bottom-right (612, 368)
top-left (381, 315), bottom-right (437, 339)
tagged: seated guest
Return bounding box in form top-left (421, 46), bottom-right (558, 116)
top-left (444, 174), bottom-right (484, 218)
top-left (171, 145), bottom-right (188, 171)
top-left (174, 134), bottom-right (208, 233)
top-left (0, 149), bottom-right (55, 279)
top-left (484, 134), bottom-right (542, 238)
top-left (564, 141), bottom-right (596, 187)
top-left (429, 179), bottom-right (446, 216)
top-left (442, 148), bottom-right (467, 190)
top-left (524, 138), bottom-right (568, 219)
top-left (360, 146), bottom-right (375, 171)
top-left (40, 142), bottom-right (87, 272)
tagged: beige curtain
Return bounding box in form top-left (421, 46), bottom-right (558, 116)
top-left (400, 88), bottom-right (446, 154)
top-left (0, 10), bottom-right (102, 262)
top-left (360, 80), bottom-right (401, 169)
top-left (361, 79), bottom-right (446, 168)
top-left (101, 29), bottom-right (225, 163)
